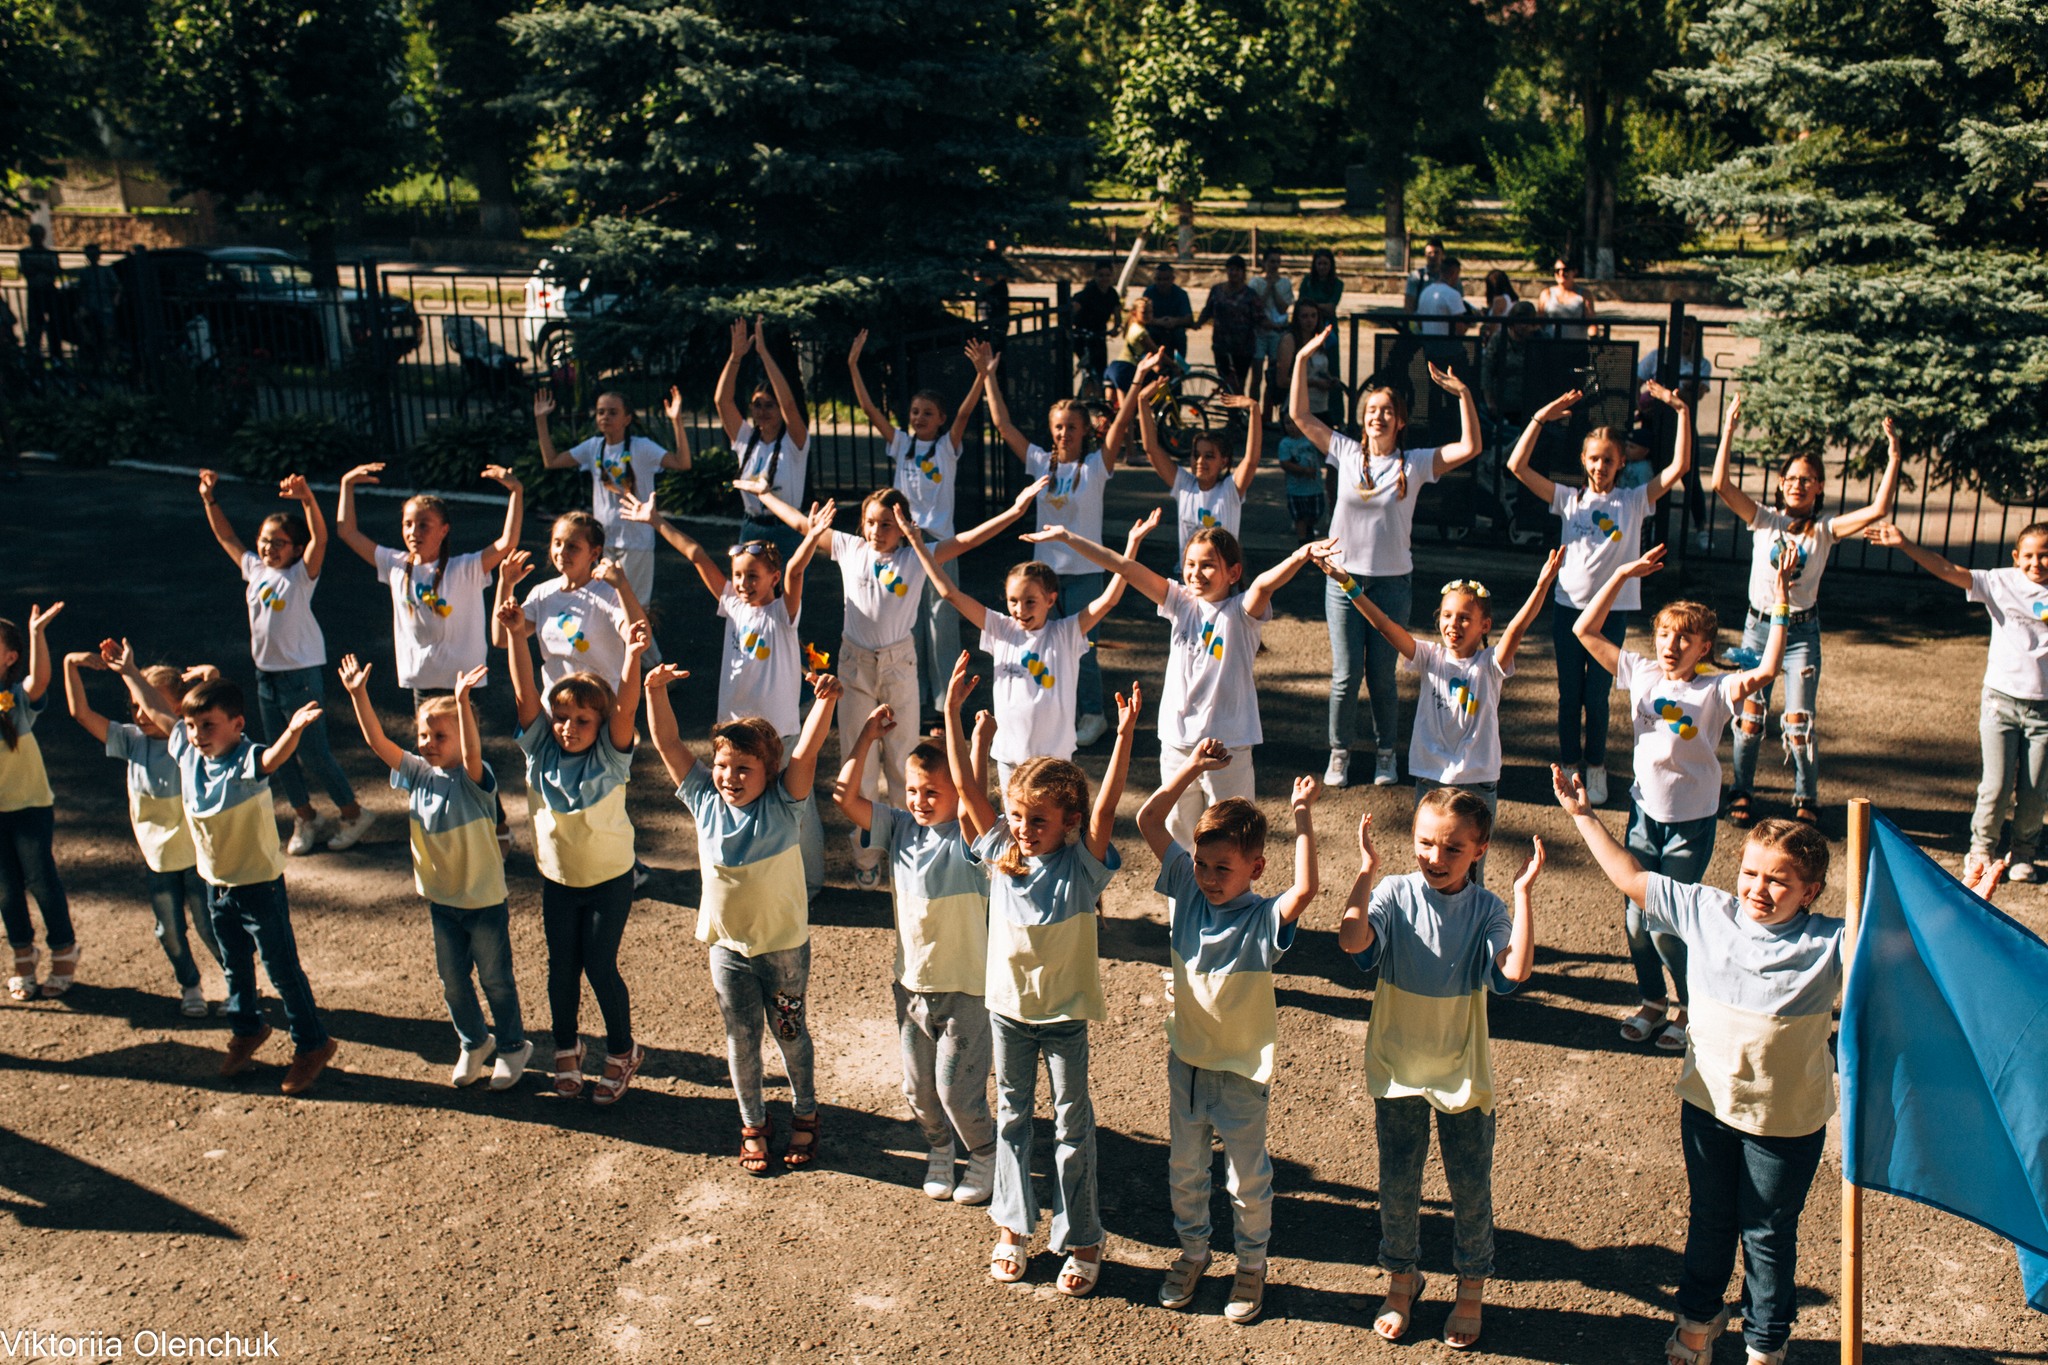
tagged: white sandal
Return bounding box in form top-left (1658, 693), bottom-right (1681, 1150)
top-left (989, 1233), bottom-right (1027, 1284)
top-left (1665, 1306), bottom-right (1732, 1365)
top-left (1375, 1270), bottom-right (1426, 1340)
top-left (1619, 1000), bottom-right (1666, 1043)
top-left (40, 942), bottom-right (81, 999)
top-left (1056, 1246), bottom-right (1102, 1298)
top-left (7, 946), bottom-right (38, 1002)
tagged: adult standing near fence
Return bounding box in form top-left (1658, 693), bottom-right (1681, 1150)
top-left (1197, 254), bottom-right (1260, 397)
top-left (1251, 247), bottom-right (1296, 420)
top-left (1070, 259), bottom-right (1122, 400)
top-left (1291, 326), bottom-right (1484, 789)
top-left (1708, 396), bottom-right (1903, 829)
top-left (1143, 262), bottom-right (1195, 364)
top-left (718, 317), bottom-right (811, 566)
top-left (17, 225), bottom-right (61, 370)
top-left (73, 244), bottom-right (120, 371)
top-left (1537, 257), bottom-right (1595, 340)
top-left (1416, 258), bottom-right (1470, 339)
top-left (1402, 238), bottom-right (1444, 313)
top-left (532, 387), bottom-right (693, 608)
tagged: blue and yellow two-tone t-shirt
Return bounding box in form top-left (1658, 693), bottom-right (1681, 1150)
top-left (168, 726), bottom-right (285, 888)
top-left (969, 828), bottom-right (1119, 1025)
top-left (518, 721), bottom-right (635, 889)
top-left (1157, 842), bottom-right (1295, 1083)
top-left (106, 722), bottom-right (194, 873)
top-left (680, 764), bottom-right (808, 957)
top-left (1352, 871), bottom-right (1516, 1114)
top-left (867, 806), bottom-right (988, 995)
top-left (0, 683), bottom-right (54, 813)
top-left (392, 754), bottom-right (507, 909)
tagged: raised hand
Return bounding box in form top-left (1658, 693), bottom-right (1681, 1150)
top-left (1640, 379), bottom-right (1685, 411)
top-left (1115, 680), bottom-right (1145, 735)
top-left (1620, 543), bottom-right (1668, 580)
top-left (342, 462), bottom-right (385, 487)
top-left (807, 671), bottom-right (844, 705)
top-left (1126, 506), bottom-right (1162, 550)
top-left (729, 318), bottom-right (753, 359)
top-left (481, 464), bottom-right (522, 491)
top-left (28, 601), bottom-right (64, 633)
top-left (533, 389), bottom-right (556, 420)
top-left (972, 710), bottom-right (996, 751)
top-left (862, 704), bottom-right (897, 739)
top-left (278, 473), bottom-right (313, 502)
top-left (1774, 548), bottom-right (1799, 601)
top-left (1019, 525), bottom-right (1067, 544)
top-left (181, 663), bottom-right (221, 684)
top-left (1217, 392), bottom-right (1256, 411)
top-left (890, 504), bottom-right (919, 539)
top-left (499, 547), bottom-right (535, 587)
top-left (806, 500), bottom-right (836, 536)
top-left (1189, 737), bottom-right (1231, 772)
top-left (1515, 836), bottom-right (1547, 895)
top-left (1536, 546), bottom-right (1564, 585)
top-left (664, 385), bottom-right (685, 421)
top-left (1533, 389), bottom-right (1582, 424)
top-left (1883, 414), bottom-right (1900, 450)
top-left (1357, 811), bottom-right (1379, 878)
top-left (945, 652), bottom-right (980, 713)
top-left (1291, 774), bottom-right (1320, 810)
top-left (197, 467), bottom-right (219, 501)
top-left (66, 650), bottom-right (106, 672)
top-left (101, 637), bottom-right (132, 672)
top-left (454, 664), bottom-right (488, 697)
top-left (616, 492), bottom-right (658, 525)
top-left (644, 663), bottom-right (690, 690)
top-left (337, 654), bottom-right (372, 693)
top-left (1011, 474), bottom-right (1051, 511)
top-left (1724, 392), bottom-right (1742, 428)
top-left (1135, 348), bottom-right (1167, 379)
top-left (1550, 762), bottom-right (1592, 817)
top-left (625, 619), bottom-right (652, 662)
top-left (1863, 520), bottom-right (1903, 548)
top-left (495, 598), bottom-right (531, 638)
top-left (592, 557), bottom-right (625, 588)
top-left (287, 700), bottom-right (325, 732)
top-left (1427, 362), bottom-right (1470, 397)
top-left (731, 476), bottom-right (769, 496)
top-left (849, 329), bottom-right (868, 364)
top-left (963, 338), bottom-right (998, 377)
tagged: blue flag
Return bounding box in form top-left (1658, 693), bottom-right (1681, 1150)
top-left (1841, 814), bottom-right (2048, 1312)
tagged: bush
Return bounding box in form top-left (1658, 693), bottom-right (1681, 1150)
top-left (227, 412), bottom-right (362, 483)
top-left (1406, 159), bottom-right (1483, 235)
top-left (653, 448), bottom-right (741, 517)
top-left (7, 392), bottom-right (176, 467)
top-left (1489, 111), bottom-right (1704, 271)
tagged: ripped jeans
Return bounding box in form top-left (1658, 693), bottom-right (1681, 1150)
top-left (1730, 616), bottom-right (1821, 805)
top-left (710, 942), bottom-right (816, 1128)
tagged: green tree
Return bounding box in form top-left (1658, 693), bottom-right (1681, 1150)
top-left (0, 0), bottom-right (80, 209)
top-left (407, 0), bottom-right (537, 239)
top-left (138, 0), bottom-right (417, 286)
top-left (504, 0), bottom-right (1067, 346)
top-left (1656, 0), bottom-right (2048, 496)
top-left (1106, 0), bottom-right (1279, 259)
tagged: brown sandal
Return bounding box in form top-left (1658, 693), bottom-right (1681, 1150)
top-left (1794, 804), bottom-right (1822, 828)
top-left (1727, 791), bottom-right (1755, 827)
top-left (739, 1125), bottom-right (776, 1176)
top-left (783, 1112), bottom-right (820, 1169)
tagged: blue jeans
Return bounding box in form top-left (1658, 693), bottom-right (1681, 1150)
top-left (895, 983), bottom-right (994, 1156)
top-left (991, 1014), bottom-right (1100, 1252)
top-left (0, 805), bottom-right (73, 950)
top-left (257, 666), bottom-right (356, 812)
top-left (1168, 1054), bottom-right (1274, 1266)
top-left (1553, 606), bottom-right (1628, 768)
top-left (1375, 1096), bottom-right (1497, 1278)
top-left (1624, 801), bottom-right (1716, 1008)
top-left (1326, 573), bottom-right (1413, 752)
top-left (1677, 1102), bottom-right (1825, 1356)
top-left (710, 942), bottom-right (816, 1128)
top-left (1730, 615), bottom-right (1822, 804)
top-left (430, 902), bottom-right (526, 1053)
top-left (149, 866), bottom-right (221, 989)
top-left (208, 876), bottom-right (328, 1051)
top-left (540, 872), bottom-right (634, 1054)
top-left (1054, 571), bottom-right (1107, 719)
top-left (915, 579), bottom-right (963, 713)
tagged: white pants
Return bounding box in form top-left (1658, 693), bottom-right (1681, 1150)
top-left (839, 637), bottom-right (921, 869)
top-left (1157, 741), bottom-right (1258, 850)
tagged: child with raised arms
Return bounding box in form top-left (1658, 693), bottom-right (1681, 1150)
top-left (622, 492), bottom-right (832, 899)
top-left (498, 603), bottom-right (648, 1105)
top-left (1021, 516), bottom-right (1325, 848)
top-left (735, 476), bottom-right (1045, 887)
top-left (833, 654), bottom-right (999, 1203)
top-left (1131, 363), bottom-right (1263, 558)
top-left (339, 655), bottom-right (530, 1091)
top-left (1340, 791), bottom-right (1541, 1349)
top-left (1, 604), bottom-right (76, 1000)
top-left (1868, 518), bottom-right (2048, 881)
top-left (532, 386), bottom-right (693, 605)
top-left (1505, 383), bottom-right (1694, 806)
top-left (502, 513), bottom-right (648, 695)
top-left (198, 469), bottom-right (371, 854)
top-left (847, 329), bottom-right (988, 708)
top-left (1139, 740), bottom-right (1321, 1326)
top-left (1316, 549), bottom-right (1563, 883)
top-left (718, 317), bottom-right (811, 565)
top-left (969, 682), bottom-right (1142, 1298)
top-left (112, 642), bottom-right (338, 1094)
top-left (1575, 545), bottom-right (1792, 1051)
top-left (643, 662), bottom-right (841, 1174)
top-left (63, 647), bottom-right (221, 1013)
top-left (971, 337), bottom-right (1144, 745)
top-left (899, 507), bottom-right (1145, 791)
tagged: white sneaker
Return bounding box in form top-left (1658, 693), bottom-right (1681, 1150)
top-left (922, 1143), bottom-right (957, 1200)
top-left (452, 1035), bottom-right (496, 1087)
top-left (854, 864), bottom-right (884, 890)
top-left (1323, 748), bottom-right (1350, 788)
top-left (326, 809), bottom-right (375, 851)
top-left (286, 817), bottom-right (321, 855)
top-left (952, 1149), bottom-right (994, 1205)
top-left (488, 1039), bottom-right (534, 1091)
top-left (1693, 529), bottom-right (1712, 552)
top-left (1074, 712), bottom-right (1108, 747)
top-left (180, 984), bottom-right (209, 1018)
top-left (2011, 862), bottom-right (2041, 884)
top-left (1585, 765), bottom-right (1610, 807)
top-left (1373, 750), bottom-right (1399, 786)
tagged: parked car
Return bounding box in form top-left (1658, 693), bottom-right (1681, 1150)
top-left (114, 247), bottom-right (422, 367)
top-left (522, 254), bottom-right (619, 366)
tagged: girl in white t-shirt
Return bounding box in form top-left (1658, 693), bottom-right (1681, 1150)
top-left (849, 329), bottom-right (990, 708)
top-left (506, 512), bottom-right (648, 695)
top-left (740, 478), bottom-right (1045, 886)
top-left (1288, 325), bottom-right (1485, 792)
top-left (334, 461), bottom-right (524, 707)
top-left (718, 317), bottom-right (811, 566)
top-left (1505, 383), bottom-right (1694, 807)
top-left (198, 468), bottom-right (369, 855)
top-left (972, 337), bottom-right (1143, 746)
top-left (626, 491), bottom-right (834, 899)
top-left (1022, 517), bottom-right (1325, 848)
top-left (532, 386), bottom-right (693, 605)
top-left (1707, 397), bottom-right (1902, 827)
top-left (1574, 544), bottom-right (1792, 1051)
top-left (1318, 551), bottom-right (1562, 884)
top-left (1134, 375), bottom-right (1262, 559)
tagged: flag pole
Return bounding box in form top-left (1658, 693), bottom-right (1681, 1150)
top-left (1842, 796), bottom-right (1870, 1365)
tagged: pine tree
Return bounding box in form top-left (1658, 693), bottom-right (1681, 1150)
top-left (1657, 0), bottom-right (2048, 496)
top-left (504, 0), bottom-right (1069, 349)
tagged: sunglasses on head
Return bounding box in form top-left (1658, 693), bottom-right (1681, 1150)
top-left (1441, 578), bottom-right (1490, 599)
top-left (728, 540), bottom-right (773, 558)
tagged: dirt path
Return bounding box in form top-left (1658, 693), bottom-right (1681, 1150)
top-left (0, 463), bottom-right (2039, 1363)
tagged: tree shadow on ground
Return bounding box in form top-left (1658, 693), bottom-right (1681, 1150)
top-left (0, 1124), bottom-right (239, 1238)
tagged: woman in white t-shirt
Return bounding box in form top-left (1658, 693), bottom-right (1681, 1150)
top-left (1707, 396), bottom-right (1902, 827)
top-left (1288, 326), bottom-right (1485, 790)
top-left (717, 317), bottom-right (811, 568)
top-left (532, 387), bottom-right (693, 605)
top-left (198, 468), bottom-right (370, 855)
top-left (847, 328), bottom-right (988, 713)
top-left (971, 338), bottom-right (1143, 747)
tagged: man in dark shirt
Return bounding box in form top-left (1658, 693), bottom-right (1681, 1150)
top-left (18, 224), bottom-right (62, 368)
top-left (1143, 261), bottom-right (1194, 362)
top-left (1070, 257), bottom-right (1122, 395)
top-left (1196, 253), bottom-right (1260, 396)
top-left (1402, 236), bottom-right (1445, 312)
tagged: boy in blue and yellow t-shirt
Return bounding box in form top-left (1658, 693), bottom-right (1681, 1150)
top-left (1339, 788), bottom-right (1541, 1351)
top-left (340, 653), bottom-right (529, 1091)
top-left (115, 643), bottom-right (337, 1095)
top-left (1138, 739), bottom-right (1321, 1327)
